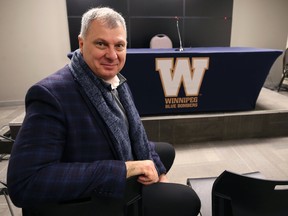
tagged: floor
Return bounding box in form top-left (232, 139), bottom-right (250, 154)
top-left (1, 87), bottom-right (288, 216)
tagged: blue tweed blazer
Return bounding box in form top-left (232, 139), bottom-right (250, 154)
top-left (7, 65), bottom-right (164, 207)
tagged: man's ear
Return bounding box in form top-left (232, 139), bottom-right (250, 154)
top-left (78, 35), bottom-right (83, 53)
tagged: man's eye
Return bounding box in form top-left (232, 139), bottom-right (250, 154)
top-left (116, 44), bottom-right (126, 50)
top-left (96, 42), bottom-right (106, 48)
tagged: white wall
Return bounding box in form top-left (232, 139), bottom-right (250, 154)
top-left (231, 0), bottom-right (288, 89)
top-left (0, 0), bottom-right (70, 105)
top-left (0, 0), bottom-right (287, 105)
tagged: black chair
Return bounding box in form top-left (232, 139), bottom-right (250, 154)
top-left (212, 170), bottom-right (288, 216)
top-left (153, 142), bottom-right (175, 173)
top-left (277, 48), bottom-right (288, 91)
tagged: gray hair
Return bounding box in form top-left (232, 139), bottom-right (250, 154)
top-left (79, 7), bottom-right (127, 38)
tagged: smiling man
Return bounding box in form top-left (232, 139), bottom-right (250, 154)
top-left (7, 7), bottom-right (200, 216)
top-left (78, 12), bottom-right (127, 81)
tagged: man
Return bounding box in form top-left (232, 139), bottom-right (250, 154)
top-left (7, 7), bottom-right (200, 216)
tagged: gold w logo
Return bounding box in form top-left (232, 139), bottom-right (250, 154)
top-left (156, 57), bottom-right (209, 97)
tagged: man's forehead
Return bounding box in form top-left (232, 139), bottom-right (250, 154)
top-left (87, 21), bottom-right (126, 41)
top-left (91, 19), bottom-right (124, 30)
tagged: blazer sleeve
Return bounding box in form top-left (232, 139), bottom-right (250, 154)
top-left (7, 84), bottom-right (127, 208)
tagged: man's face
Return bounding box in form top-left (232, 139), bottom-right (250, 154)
top-left (78, 20), bottom-right (127, 80)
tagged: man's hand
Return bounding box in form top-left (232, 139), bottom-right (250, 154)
top-left (159, 174), bottom-right (169, 183)
top-left (125, 160), bottom-right (159, 185)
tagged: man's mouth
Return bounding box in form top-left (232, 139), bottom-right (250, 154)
top-left (103, 64), bottom-right (117, 69)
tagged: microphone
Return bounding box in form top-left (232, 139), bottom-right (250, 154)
top-left (175, 16), bottom-right (184, 51)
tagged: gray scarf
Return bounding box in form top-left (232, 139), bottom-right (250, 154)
top-left (68, 49), bottom-right (151, 161)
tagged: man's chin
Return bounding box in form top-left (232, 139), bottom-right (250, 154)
top-left (99, 71), bottom-right (119, 81)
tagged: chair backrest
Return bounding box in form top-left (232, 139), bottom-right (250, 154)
top-left (212, 170), bottom-right (288, 216)
top-left (150, 34), bottom-right (173, 49)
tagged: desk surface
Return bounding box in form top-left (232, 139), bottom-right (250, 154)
top-left (127, 47), bottom-right (282, 54)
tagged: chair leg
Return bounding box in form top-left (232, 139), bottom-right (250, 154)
top-left (2, 189), bottom-right (15, 216)
top-left (277, 74), bottom-right (286, 92)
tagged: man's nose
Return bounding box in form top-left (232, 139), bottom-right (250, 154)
top-left (105, 47), bottom-right (118, 60)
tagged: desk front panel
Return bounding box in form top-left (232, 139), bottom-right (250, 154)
top-left (121, 47), bottom-right (282, 116)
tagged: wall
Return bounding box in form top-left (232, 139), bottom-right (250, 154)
top-left (0, 0), bottom-right (287, 105)
top-left (0, 0), bottom-right (70, 105)
top-left (230, 0), bottom-right (288, 89)
top-left (66, 0), bottom-right (233, 50)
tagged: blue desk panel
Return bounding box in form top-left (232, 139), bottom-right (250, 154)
top-left (121, 47), bottom-right (282, 116)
